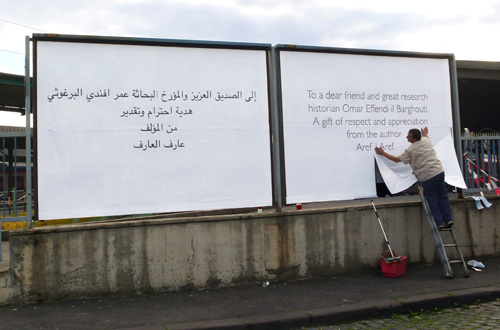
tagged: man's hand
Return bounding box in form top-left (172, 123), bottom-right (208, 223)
top-left (421, 126), bottom-right (429, 137)
top-left (375, 146), bottom-right (401, 163)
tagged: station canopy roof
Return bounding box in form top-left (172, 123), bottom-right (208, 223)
top-left (0, 72), bottom-right (26, 113)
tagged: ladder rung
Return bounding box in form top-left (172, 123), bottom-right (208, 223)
top-left (418, 183), bottom-right (468, 277)
top-left (443, 244), bottom-right (457, 247)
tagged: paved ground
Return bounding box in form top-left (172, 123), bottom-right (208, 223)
top-left (0, 256), bottom-right (499, 330)
top-left (300, 299), bottom-right (500, 329)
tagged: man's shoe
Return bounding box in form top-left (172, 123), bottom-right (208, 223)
top-left (438, 224), bottom-right (445, 230)
top-left (445, 221), bottom-right (454, 228)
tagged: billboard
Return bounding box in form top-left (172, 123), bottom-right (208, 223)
top-left (35, 38), bottom-right (273, 219)
top-left (278, 48), bottom-right (463, 203)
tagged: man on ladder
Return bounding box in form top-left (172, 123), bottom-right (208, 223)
top-left (375, 127), bottom-right (468, 278)
top-left (375, 127), bottom-right (453, 229)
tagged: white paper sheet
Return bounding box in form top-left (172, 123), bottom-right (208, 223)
top-left (279, 50), bottom-right (456, 203)
top-left (375, 129), bottom-right (466, 194)
top-left (36, 41), bottom-right (273, 220)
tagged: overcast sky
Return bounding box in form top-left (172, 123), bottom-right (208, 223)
top-left (1, 0), bottom-right (500, 125)
top-left (2, 0), bottom-right (500, 75)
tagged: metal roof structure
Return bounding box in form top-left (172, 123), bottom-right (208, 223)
top-left (456, 60), bottom-right (500, 80)
top-left (456, 60), bottom-right (500, 133)
top-left (0, 72), bottom-right (25, 113)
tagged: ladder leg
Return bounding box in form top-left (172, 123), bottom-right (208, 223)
top-left (431, 224), bottom-right (454, 278)
top-left (449, 226), bottom-right (470, 277)
top-left (418, 183), bottom-right (454, 278)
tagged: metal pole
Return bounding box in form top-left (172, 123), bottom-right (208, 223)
top-left (449, 56), bottom-right (463, 171)
top-left (2, 138), bottom-right (5, 219)
top-left (0, 137), bottom-right (2, 260)
top-left (25, 36), bottom-right (33, 229)
top-left (269, 47), bottom-right (283, 212)
top-left (14, 138), bottom-right (17, 216)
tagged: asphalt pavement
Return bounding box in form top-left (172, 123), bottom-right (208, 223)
top-left (1, 256), bottom-right (499, 330)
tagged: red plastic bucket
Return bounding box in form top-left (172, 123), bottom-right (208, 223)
top-left (380, 252), bottom-right (407, 278)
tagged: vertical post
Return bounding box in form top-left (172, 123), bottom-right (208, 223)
top-left (13, 138), bottom-right (17, 216)
top-left (0, 137), bottom-right (2, 260)
top-left (25, 36), bottom-right (33, 229)
top-left (269, 47), bottom-right (283, 212)
top-left (449, 56), bottom-right (463, 170)
top-left (7, 144), bottom-right (13, 212)
top-left (496, 139), bottom-right (500, 179)
top-left (2, 138), bottom-right (5, 219)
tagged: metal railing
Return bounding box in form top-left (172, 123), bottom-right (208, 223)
top-left (1, 133), bottom-right (33, 223)
top-left (461, 132), bottom-right (500, 192)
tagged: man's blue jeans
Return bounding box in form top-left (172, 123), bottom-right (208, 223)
top-left (421, 172), bottom-right (453, 227)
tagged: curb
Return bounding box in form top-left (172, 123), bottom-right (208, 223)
top-left (166, 286), bottom-right (500, 330)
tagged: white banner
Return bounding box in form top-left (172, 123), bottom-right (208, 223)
top-left (279, 50), bottom-right (461, 203)
top-left (36, 41), bottom-right (272, 219)
top-left (375, 128), bottom-right (466, 193)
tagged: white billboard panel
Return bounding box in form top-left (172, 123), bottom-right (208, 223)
top-left (36, 41), bottom-right (272, 219)
top-left (279, 50), bottom-right (460, 203)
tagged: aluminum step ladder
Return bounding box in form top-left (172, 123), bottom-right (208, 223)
top-left (417, 183), bottom-right (469, 278)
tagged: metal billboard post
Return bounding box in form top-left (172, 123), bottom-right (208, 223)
top-left (449, 56), bottom-right (463, 171)
top-left (269, 47), bottom-right (283, 212)
top-left (25, 35), bottom-right (33, 229)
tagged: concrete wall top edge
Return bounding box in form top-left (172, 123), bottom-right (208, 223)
top-left (8, 196), bottom-right (486, 236)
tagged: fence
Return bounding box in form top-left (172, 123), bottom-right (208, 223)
top-left (461, 132), bottom-right (500, 193)
top-left (0, 131), bottom-right (32, 224)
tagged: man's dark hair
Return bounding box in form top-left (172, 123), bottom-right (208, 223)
top-left (409, 128), bottom-right (421, 141)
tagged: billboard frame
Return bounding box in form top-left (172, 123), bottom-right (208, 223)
top-left (31, 33), bottom-right (275, 220)
top-left (273, 44), bottom-right (462, 205)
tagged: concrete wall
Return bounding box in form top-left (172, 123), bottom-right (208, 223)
top-left (1, 197), bottom-right (499, 305)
